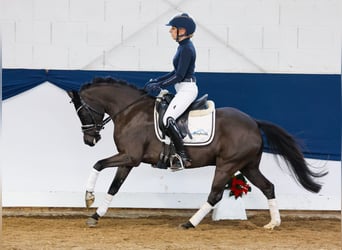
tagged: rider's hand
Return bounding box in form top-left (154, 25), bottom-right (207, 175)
top-left (144, 80), bottom-right (161, 94)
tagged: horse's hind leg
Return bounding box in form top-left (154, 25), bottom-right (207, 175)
top-left (240, 163), bottom-right (281, 229)
top-left (182, 166), bottom-right (234, 229)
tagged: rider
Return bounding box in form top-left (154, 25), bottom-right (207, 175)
top-left (144, 13), bottom-right (198, 168)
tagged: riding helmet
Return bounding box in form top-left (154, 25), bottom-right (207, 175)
top-left (166, 13), bottom-right (196, 35)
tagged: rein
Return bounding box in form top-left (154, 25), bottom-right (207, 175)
top-left (78, 92), bottom-right (149, 133)
top-left (111, 92), bottom-right (149, 120)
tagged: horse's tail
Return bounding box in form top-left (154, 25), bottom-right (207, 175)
top-left (256, 120), bottom-right (327, 193)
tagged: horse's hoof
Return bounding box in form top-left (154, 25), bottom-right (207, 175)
top-left (179, 221), bottom-right (195, 230)
top-left (85, 191), bottom-right (95, 208)
top-left (86, 217), bottom-right (98, 228)
top-left (263, 221), bottom-right (281, 230)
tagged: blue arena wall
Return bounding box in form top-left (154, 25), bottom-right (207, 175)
top-left (3, 68), bottom-right (341, 161)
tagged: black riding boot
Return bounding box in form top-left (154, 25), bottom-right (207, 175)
top-left (166, 118), bottom-right (191, 169)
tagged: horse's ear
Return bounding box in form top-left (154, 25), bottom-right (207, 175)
top-left (67, 90), bottom-right (78, 99)
top-left (67, 90), bottom-right (74, 99)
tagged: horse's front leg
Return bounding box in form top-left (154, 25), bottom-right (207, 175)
top-left (87, 166), bottom-right (133, 227)
top-left (85, 153), bottom-right (134, 207)
top-left (84, 153), bottom-right (135, 227)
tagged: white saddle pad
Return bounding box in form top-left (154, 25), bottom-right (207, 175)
top-left (154, 101), bottom-right (216, 146)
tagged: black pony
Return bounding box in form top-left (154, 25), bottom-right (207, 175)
top-left (68, 77), bottom-right (327, 229)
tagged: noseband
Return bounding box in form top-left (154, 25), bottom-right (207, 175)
top-left (76, 98), bottom-right (111, 133)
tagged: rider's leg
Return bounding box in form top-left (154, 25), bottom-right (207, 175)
top-left (163, 82), bottom-right (198, 168)
top-left (162, 82), bottom-right (198, 125)
top-left (165, 117), bottom-right (191, 167)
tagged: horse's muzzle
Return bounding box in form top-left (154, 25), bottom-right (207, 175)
top-left (83, 134), bottom-right (101, 147)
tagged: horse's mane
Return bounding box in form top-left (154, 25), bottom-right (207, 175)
top-left (80, 77), bottom-right (145, 93)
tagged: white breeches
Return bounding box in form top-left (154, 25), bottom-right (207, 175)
top-left (162, 81), bottom-right (198, 126)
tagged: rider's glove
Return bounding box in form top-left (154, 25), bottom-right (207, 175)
top-left (144, 79), bottom-right (161, 94)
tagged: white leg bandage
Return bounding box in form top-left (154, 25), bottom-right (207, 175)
top-left (96, 193), bottom-right (114, 217)
top-left (268, 199), bottom-right (281, 224)
top-left (189, 202), bottom-right (214, 227)
top-left (264, 198), bottom-right (281, 229)
top-left (86, 169), bottom-right (100, 192)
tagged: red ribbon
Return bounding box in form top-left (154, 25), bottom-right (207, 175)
top-left (230, 177), bottom-right (250, 199)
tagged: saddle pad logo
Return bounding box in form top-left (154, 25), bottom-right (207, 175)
top-left (192, 129), bottom-right (208, 136)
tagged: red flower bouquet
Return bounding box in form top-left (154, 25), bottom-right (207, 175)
top-left (225, 173), bottom-right (251, 199)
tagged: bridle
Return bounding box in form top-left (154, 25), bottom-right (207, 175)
top-left (75, 92), bottom-right (149, 134)
top-left (76, 98), bottom-right (111, 134)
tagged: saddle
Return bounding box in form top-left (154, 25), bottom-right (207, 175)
top-left (156, 92), bottom-right (209, 139)
top-left (153, 90), bottom-right (215, 170)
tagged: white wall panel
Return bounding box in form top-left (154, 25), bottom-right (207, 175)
top-left (69, 45), bottom-right (104, 69)
top-left (15, 21), bottom-right (34, 44)
top-left (229, 25), bottom-right (263, 49)
top-left (105, 0), bottom-right (141, 24)
top-left (2, 43), bottom-right (15, 67)
top-left (52, 22), bottom-right (87, 47)
top-left (122, 23), bottom-right (158, 47)
top-left (86, 22), bottom-right (122, 47)
top-left (0, 21), bottom-right (15, 46)
top-left (1, 0), bottom-right (340, 73)
top-left (0, 0), bottom-right (33, 21)
top-left (33, 0), bottom-right (69, 21)
top-left (209, 1), bottom-right (245, 25)
top-left (194, 25), bottom-right (228, 48)
top-left (105, 45), bottom-right (140, 70)
top-left (32, 45), bottom-right (69, 69)
top-left (246, 49), bottom-right (279, 72)
top-left (156, 26), bottom-right (175, 47)
top-left (263, 26), bottom-right (297, 49)
top-left (32, 21), bottom-right (51, 44)
top-left (298, 27), bottom-right (338, 49)
top-left (4, 44), bottom-right (33, 68)
top-left (139, 47), bottom-right (174, 71)
top-left (279, 49), bottom-right (340, 73)
top-left (195, 47), bottom-right (210, 72)
top-left (243, 1), bottom-right (280, 26)
top-left (69, 0), bottom-right (105, 22)
top-left (208, 47), bottom-right (262, 72)
top-left (280, 0), bottom-right (341, 26)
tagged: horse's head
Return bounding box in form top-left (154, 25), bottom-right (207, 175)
top-left (67, 77), bottom-right (149, 146)
top-left (67, 90), bottom-right (105, 146)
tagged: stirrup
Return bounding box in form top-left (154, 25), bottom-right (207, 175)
top-left (169, 154), bottom-right (191, 171)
